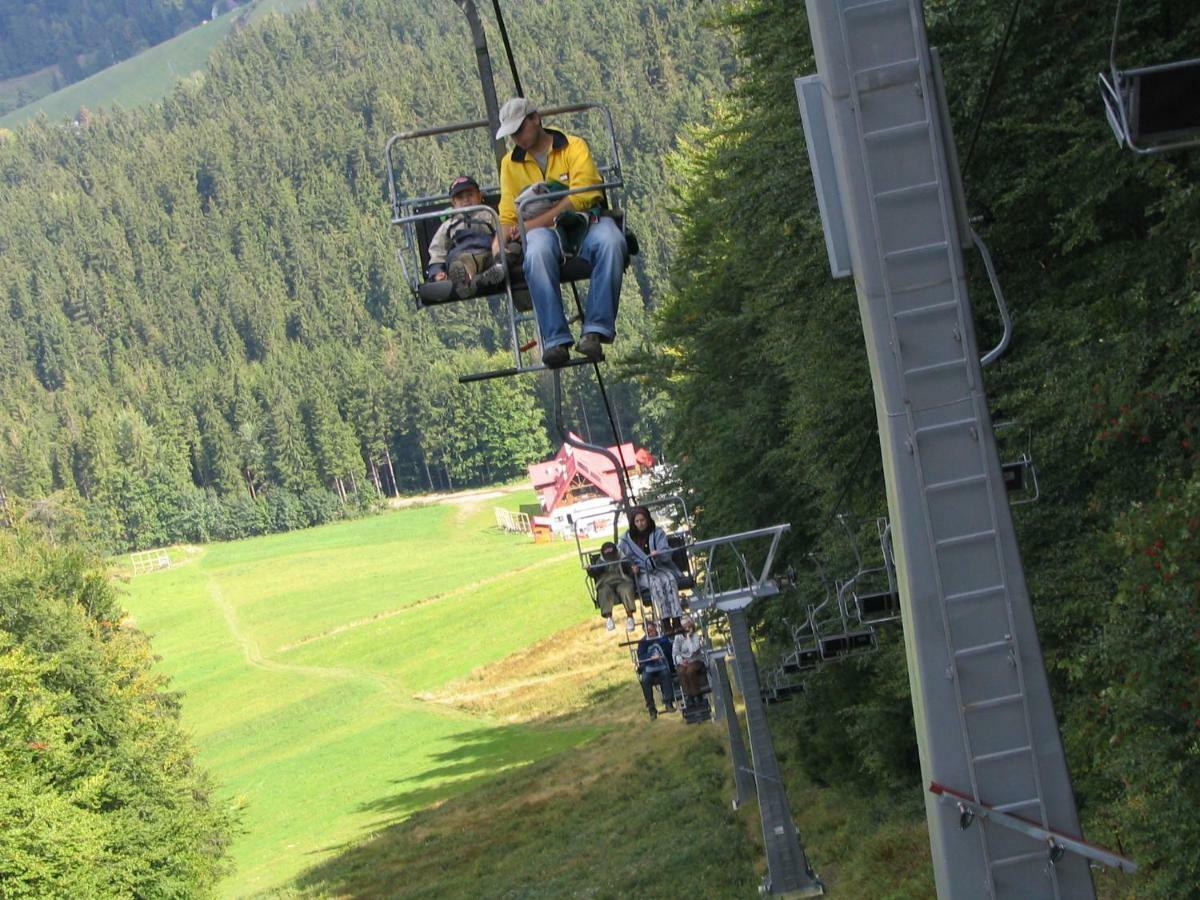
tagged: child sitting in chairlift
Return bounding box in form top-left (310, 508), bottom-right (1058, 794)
top-left (587, 541), bottom-right (637, 633)
top-left (426, 175), bottom-right (505, 298)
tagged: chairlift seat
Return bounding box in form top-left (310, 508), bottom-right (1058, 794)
top-left (855, 589), bottom-right (901, 624)
top-left (1123, 61), bottom-right (1200, 147)
top-left (411, 196), bottom-right (637, 307)
top-left (666, 533), bottom-right (697, 591)
top-left (1101, 58), bottom-right (1200, 152)
top-left (819, 629), bottom-right (876, 660)
top-left (1001, 460), bottom-right (1026, 492)
top-left (783, 647), bottom-right (821, 673)
top-left (764, 682), bottom-right (806, 705)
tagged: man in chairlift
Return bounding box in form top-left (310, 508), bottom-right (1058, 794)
top-left (495, 97), bottom-right (627, 368)
top-left (635, 620), bottom-right (675, 721)
top-left (426, 175), bottom-right (505, 299)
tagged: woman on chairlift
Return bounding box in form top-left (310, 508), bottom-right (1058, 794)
top-left (619, 505), bottom-right (684, 632)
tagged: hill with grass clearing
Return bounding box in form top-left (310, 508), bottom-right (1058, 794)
top-left (0, 0), bottom-right (311, 126)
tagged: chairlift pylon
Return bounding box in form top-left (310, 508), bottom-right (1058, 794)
top-left (1098, 0), bottom-right (1200, 154)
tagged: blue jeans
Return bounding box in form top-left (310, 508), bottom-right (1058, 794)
top-left (523, 217), bottom-right (625, 350)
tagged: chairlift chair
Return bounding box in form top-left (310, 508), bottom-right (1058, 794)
top-left (845, 518), bottom-right (902, 626)
top-left (384, 103), bottom-right (640, 382)
top-left (805, 526), bottom-right (884, 662)
top-left (994, 420), bottom-right (1040, 505)
top-left (1098, 0), bottom-right (1200, 154)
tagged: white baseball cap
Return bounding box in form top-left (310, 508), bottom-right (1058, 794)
top-left (496, 96), bottom-right (537, 139)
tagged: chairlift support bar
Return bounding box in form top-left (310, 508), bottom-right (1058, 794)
top-left (451, 0), bottom-right (505, 165)
top-left (385, 102), bottom-right (624, 220)
top-left (689, 525), bottom-right (791, 611)
top-left (930, 782), bottom-right (1137, 875)
top-left (552, 371), bottom-right (635, 512)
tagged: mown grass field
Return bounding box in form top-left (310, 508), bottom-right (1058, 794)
top-left (120, 491), bottom-right (602, 896)
top-left (122, 489), bottom-right (938, 898)
top-left (0, 0), bottom-right (311, 129)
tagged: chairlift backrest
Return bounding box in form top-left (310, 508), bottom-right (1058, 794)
top-left (409, 190), bottom-right (502, 279)
top-left (1098, 0), bottom-right (1200, 153)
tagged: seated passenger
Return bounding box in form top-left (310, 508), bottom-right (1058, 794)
top-left (495, 96), bottom-right (627, 368)
top-left (619, 505), bottom-right (683, 633)
top-left (672, 616), bottom-right (707, 708)
top-left (426, 175), bottom-right (505, 298)
top-left (635, 620), bottom-right (675, 720)
top-left (587, 541), bottom-right (637, 633)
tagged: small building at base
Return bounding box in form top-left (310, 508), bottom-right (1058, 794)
top-left (526, 434), bottom-right (657, 538)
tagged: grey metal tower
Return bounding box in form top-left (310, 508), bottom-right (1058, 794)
top-left (797, 0), bottom-right (1134, 896)
top-left (691, 526), bottom-right (824, 897)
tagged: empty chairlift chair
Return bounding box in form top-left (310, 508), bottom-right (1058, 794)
top-left (994, 420), bottom-right (1040, 505)
top-left (1098, 0), bottom-right (1200, 154)
top-left (851, 519), bottom-right (902, 626)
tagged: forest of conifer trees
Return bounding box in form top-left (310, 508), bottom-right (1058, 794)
top-left (2, 0), bottom-right (1199, 893)
top-left (0, 0), bottom-right (730, 551)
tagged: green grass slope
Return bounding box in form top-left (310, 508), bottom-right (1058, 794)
top-left (122, 489), bottom-right (941, 898)
top-left (121, 491), bottom-right (600, 896)
top-left (0, 0), bottom-right (310, 129)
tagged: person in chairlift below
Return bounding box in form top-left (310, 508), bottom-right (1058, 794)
top-left (619, 505), bottom-right (684, 633)
top-left (635, 620), bottom-right (675, 720)
top-left (587, 541), bottom-right (637, 633)
top-left (495, 96), bottom-right (627, 368)
top-left (672, 615), bottom-right (706, 708)
top-left (426, 175), bottom-right (505, 298)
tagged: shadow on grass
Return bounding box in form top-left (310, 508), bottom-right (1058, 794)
top-left (353, 722), bottom-right (598, 823)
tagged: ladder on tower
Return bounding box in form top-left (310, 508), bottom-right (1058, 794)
top-left (798, 0), bottom-right (1135, 895)
top-left (835, 1), bottom-right (1075, 892)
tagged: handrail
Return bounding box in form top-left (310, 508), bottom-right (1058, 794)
top-left (974, 228), bottom-right (1012, 367)
top-left (385, 101), bottom-right (619, 216)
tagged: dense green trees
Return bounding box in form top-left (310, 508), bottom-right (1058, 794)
top-left (656, 0), bottom-right (1199, 894)
top-left (0, 0), bottom-right (211, 90)
top-left (0, 528), bottom-right (235, 896)
top-left (0, 0), bottom-right (731, 550)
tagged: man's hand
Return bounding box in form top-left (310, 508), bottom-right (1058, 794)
top-left (505, 224), bottom-right (521, 242)
top-left (522, 196), bottom-right (575, 232)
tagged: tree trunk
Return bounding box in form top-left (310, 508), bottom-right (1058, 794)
top-left (422, 450), bottom-right (435, 491)
top-left (370, 457), bottom-right (382, 496)
top-left (245, 469), bottom-right (257, 500)
top-left (384, 447), bottom-right (398, 498)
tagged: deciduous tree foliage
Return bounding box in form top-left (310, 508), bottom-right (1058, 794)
top-left (0, 529), bottom-right (236, 896)
top-left (655, 0), bottom-right (1199, 894)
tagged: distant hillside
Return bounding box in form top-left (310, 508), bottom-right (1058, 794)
top-left (0, 0), bottom-right (311, 127)
top-left (0, 0), bottom-right (210, 89)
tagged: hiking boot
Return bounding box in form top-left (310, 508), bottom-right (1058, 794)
top-left (625, 616), bottom-right (636, 632)
top-left (542, 344), bottom-right (571, 368)
top-left (474, 261), bottom-right (506, 288)
top-left (448, 259), bottom-right (473, 298)
top-left (605, 616), bottom-right (615, 632)
top-left (576, 332), bottom-right (604, 362)
top-left (648, 706), bottom-right (658, 721)
top-left (664, 702), bottom-right (676, 713)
